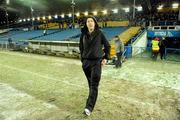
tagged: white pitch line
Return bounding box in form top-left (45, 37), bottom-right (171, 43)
top-left (0, 63), bottom-right (84, 88)
top-left (0, 64), bottom-right (162, 109)
top-left (0, 51), bottom-right (81, 65)
top-left (0, 83), bottom-right (59, 120)
top-left (0, 52), bottom-right (171, 110)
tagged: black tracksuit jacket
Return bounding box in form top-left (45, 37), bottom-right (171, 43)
top-left (79, 29), bottom-right (110, 61)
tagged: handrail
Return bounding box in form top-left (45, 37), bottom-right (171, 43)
top-left (131, 29), bottom-right (146, 44)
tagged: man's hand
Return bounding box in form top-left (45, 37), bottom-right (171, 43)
top-left (101, 59), bottom-right (106, 66)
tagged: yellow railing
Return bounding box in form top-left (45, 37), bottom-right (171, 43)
top-left (38, 22), bottom-right (69, 29)
top-left (98, 21), bottom-right (129, 27)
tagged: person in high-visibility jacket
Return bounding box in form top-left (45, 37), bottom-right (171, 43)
top-left (151, 37), bottom-right (160, 60)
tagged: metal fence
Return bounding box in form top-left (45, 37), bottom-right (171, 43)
top-left (0, 40), bottom-right (9, 50)
top-left (1, 39), bottom-right (179, 62)
top-left (132, 46), bottom-right (180, 62)
top-left (0, 40), bottom-right (25, 51)
top-left (165, 48), bottom-right (180, 62)
top-left (132, 47), bottom-right (152, 58)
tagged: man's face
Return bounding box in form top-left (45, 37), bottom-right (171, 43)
top-left (114, 37), bottom-right (119, 42)
top-left (86, 18), bottom-right (95, 30)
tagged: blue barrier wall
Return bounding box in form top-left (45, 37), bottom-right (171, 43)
top-left (147, 30), bottom-right (180, 38)
top-left (125, 45), bottom-right (132, 58)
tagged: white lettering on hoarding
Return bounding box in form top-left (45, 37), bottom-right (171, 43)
top-left (154, 32), bottom-right (166, 36)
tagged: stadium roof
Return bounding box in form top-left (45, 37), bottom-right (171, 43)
top-left (0, 0), bottom-right (144, 15)
top-left (0, 0), bottom-right (179, 24)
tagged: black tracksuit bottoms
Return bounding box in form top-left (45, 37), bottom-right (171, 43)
top-left (160, 47), bottom-right (165, 59)
top-left (82, 59), bottom-right (101, 112)
top-left (115, 52), bottom-right (123, 68)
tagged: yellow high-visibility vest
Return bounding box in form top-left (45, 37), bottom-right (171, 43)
top-left (152, 40), bottom-right (160, 52)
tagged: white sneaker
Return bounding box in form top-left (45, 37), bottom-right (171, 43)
top-left (84, 108), bottom-right (91, 116)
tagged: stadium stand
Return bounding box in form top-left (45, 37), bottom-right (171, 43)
top-left (109, 27), bottom-right (141, 58)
